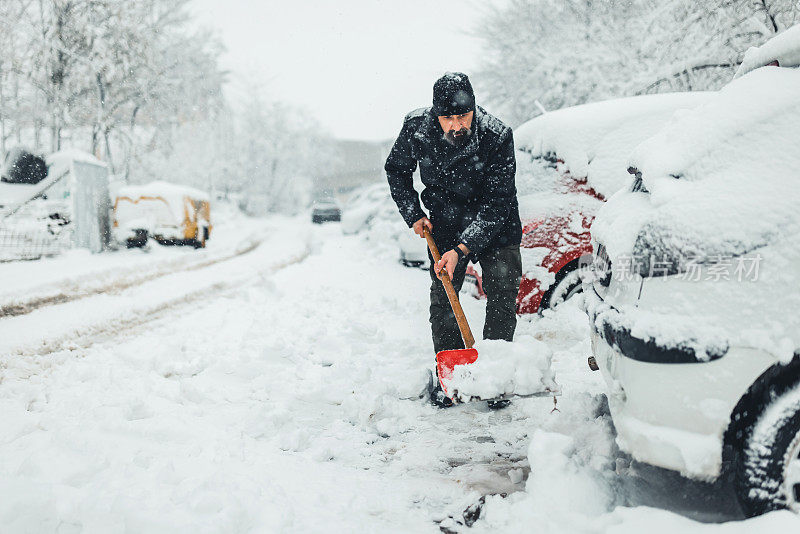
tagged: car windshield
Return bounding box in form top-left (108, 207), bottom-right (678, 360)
top-left (516, 153), bottom-right (603, 221)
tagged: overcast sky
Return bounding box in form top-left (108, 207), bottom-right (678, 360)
top-left (191, 0), bottom-right (494, 141)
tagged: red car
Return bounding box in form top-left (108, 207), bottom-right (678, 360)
top-left (465, 92), bottom-right (713, 314)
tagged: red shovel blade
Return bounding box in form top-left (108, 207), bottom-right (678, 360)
top-left (436, 347), bottom-right (479, 398)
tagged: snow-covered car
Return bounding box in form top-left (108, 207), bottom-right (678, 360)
top-left (311, 198), bottom-right (341, 224)
top-left (467, 91), bottom-right (712, 314)
top-left (586, 35), bottom-right (800, 516)
top-left (397, 230), bottom-right (428, 268)
top-left (113, 181), bottom-right (211, 248)
top-left (341, 182), bottom-right (432, 269)
top-left (340, 183), bottom-right (393, 235)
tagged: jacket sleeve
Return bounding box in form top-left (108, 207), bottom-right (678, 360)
top-left (385, 118), bottom-right (426, 227)
top-left (459, 128), bottom-right (517, 255)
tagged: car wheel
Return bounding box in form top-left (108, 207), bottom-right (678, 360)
top-left (126, 229), bottom-right (148, 248)
top-left (540, 261), bottom-right (588, 311)
top-left (736, 383), bottom-right (800, 516)
top-left (193, 226), bottom-right (207, 249)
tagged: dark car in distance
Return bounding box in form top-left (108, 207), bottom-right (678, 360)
top-left (311, 199), bottom-right (341, 224)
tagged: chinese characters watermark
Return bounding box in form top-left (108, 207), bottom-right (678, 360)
top-left (591, 253), bottom-right (763, 282)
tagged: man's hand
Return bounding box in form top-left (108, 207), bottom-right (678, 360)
top-left (434, 249), bottom-right (459, 281)
top-left (412, 216), bottom-right (433, 238)
top-left (434, 244), bottom-right (470, 281)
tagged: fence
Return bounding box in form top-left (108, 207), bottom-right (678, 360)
top-left (0, 196), bottom-right (73, 261)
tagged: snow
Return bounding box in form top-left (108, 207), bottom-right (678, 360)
top-left (515, 153), bottom-right (602, 222)
top-left (595, 67), bottom-right (800, 262)
top-left (443, 337), bottom-right (557, 400)
top-left (0, 204), bottom-right (259, 308)
top-left (46, 149), bottom-right (105, 180)
top-left (118, 180), bottom-right (210, 204)
top-left (735, 24), bottom-right (800, 78)
top-left (612, 415), bottom-right (722, 477)
top-left (515, 92), bottom-right (713, 199)
top-left (0, 210), bottom-right (799, 531)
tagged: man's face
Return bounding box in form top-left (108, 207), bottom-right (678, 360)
top-left (438, 111), bottom-right (474, 147)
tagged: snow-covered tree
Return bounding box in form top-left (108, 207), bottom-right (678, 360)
top-left (475, 0), bottom-right (800, 125)
top-left (0, 0), bottom-right (333, 209)
top-left (230, 90), bottom-right (336, 214)
top-left (0, 0), bottom-right (225, 176)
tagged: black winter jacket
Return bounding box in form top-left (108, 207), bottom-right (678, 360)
top-left (384, 106), bottom-right (522, 259)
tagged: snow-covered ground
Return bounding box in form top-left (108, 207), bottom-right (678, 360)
top-left (1, 214), bottom-right (798, 532)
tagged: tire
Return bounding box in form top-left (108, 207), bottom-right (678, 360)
top-left (735, 384), bottom-right (800, 516)
top-left (126, 229), bottom-right (148, 248)
top-left (193, 226), bottom-right (207, 249)
top-left (540, 260), bottom-right (588, 311)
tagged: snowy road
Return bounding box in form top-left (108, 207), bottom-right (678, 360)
top-left (1, 216), bottom-right (798, 533)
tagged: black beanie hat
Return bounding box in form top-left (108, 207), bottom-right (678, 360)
top-left (432, 72), bottom-right (475, 117)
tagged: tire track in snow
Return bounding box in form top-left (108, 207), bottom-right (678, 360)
top-left (0, 235), bottom-right (265, 319)
top-left (0, 235), bottom-right (310, 365)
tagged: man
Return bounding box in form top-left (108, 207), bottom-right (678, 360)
top-left (385, 72), bottom-right (522, 407)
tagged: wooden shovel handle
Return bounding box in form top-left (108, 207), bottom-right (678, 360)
top-left (423, 227), bottom-right (475, 349)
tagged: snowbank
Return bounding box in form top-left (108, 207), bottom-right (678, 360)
top-left (471, 393), bottom-right (800, 533)
top-left (442, 336), bottom-right (557, 400)
top-left (515, 93), bottom-right (712, 199)
top-left (735, 23), bottom-right (800, 78)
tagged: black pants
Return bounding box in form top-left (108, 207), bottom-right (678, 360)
top-left (429, 244), bottom-right (523, 354)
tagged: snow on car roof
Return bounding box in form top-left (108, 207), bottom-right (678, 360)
top-left (631, 67), bottom-right (799, 191)
top-left (515, 92), bottom-right (713, 198)
top-left (735, 23), bottom-right (800, 78)
top-left (116, 181), bottom-right (210, 225)
top-left (118, 180), bottom-right (210, 203)
top-left (596, 67), bottom-right (800, 264)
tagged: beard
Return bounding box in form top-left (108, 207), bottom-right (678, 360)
top-left (444, 126), bottom-right (472, 147)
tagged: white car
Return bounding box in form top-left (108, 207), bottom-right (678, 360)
top-left (587, 27), bottom-right (800, 517)
top-left (341, 182), bottom-right (432, 268)
top-left (340, 183), bottom-right (393, 235)
top-left (397, 230), bottom-right (429, 269)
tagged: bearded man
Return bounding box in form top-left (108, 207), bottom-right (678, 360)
top-left (384, 72), bottom-right (522, 407)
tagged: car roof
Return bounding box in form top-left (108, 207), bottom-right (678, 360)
top-left (630, 67), bottom-right (800, 187)
top-left (516, 92), bottom-right (713, 198)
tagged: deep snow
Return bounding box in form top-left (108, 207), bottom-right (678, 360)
top-left (1, 214), bottom-right (798, 532)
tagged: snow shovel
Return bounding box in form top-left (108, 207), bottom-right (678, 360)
top-left (424, 228), bottom-right (561, 407)
top-left (423, 227), bottom-right (479, 401)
